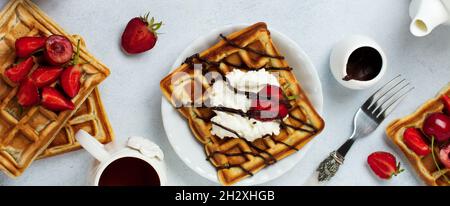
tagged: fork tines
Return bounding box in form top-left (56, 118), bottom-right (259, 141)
top-left (362, 75), bottom-right (414, 123)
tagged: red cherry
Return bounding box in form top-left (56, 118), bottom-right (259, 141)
top-left (423, 113), bottom-right (450, 143)
top-left (44, 35), bottom-right (73, 65)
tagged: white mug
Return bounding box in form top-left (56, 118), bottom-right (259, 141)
top-left (75, 130), bottom-right (167, 186)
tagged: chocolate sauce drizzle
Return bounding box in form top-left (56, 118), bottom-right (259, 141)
top-left (264, 135), bottom-right (299, 151)
top-left (211, 122), bottom-right (277, 165)
top-left (180, 34), bottom-right (319, 175)
top-left (216, 164), bottom-right (253, 176)
top-left (288, 112), bottom-right (317, 132)
top-left (184, 53), bottom-right (292, 73)
top-left (281, 122), bottom-right (316, 134)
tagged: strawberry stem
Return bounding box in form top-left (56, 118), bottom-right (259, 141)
top-left (140, 12), bottom-right (163, 34)
top-left (287, 95), bottom-right (299, 101)
top-left (73, 39), bottom-right (81, 65)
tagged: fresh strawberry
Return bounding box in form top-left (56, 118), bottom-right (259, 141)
top-left (248, 85), bottom-right (289, 121)
top-left (439, 144), bottom-right (450, 169)
top-left (442, 95), bottom-right (450, 115)
top-left (16, 78), bottom-right (39, 107)
top-left (248, 99), bottom-right (289, 121)
top-left (403, 128), bottom-right (431, 156)
top-left (44, 35), bottom-right (73, 65)
top-left (258, 84), bottom-right (284, 101)
top-left (121, 13), bottom-right (162, 54)
top-left (15, 36), bottom-right (47, 58)
top-left (367, 151), bottom-right (404, 179)
top-left (41, 87), bottom-right (75, 111)
top-left (60, 65), bottom-right (81, 98)
top-left (4, 56), bottom-right (35, 83)
top-left (29, 66), bottom-right (63, 88)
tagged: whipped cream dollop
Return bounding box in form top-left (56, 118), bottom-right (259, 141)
top-left (208, 69), bottom-right (281, 142)
top-left (226, 69), bottom-right (280, 93)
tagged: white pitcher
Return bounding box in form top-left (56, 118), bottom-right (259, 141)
top-left (409, 0), bottom-right (450, 37)
top-left (75, 130), bottom-right (167, 186)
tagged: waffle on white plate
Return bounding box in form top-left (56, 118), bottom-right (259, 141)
top-left (387, 84), bottom-right (450, 186)
top-left (0, 0), bottom-right (111, 177)
top-left (160, 22), bottom-right (324, 185)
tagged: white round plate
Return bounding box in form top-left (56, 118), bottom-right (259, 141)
top-left (161, 24), bottom-right (323, 185)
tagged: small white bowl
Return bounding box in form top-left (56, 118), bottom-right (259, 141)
top-left (330, 35), bottom-right (387, 90)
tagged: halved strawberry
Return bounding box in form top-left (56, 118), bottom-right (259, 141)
top-left (17, 78), bottom-right (39, 107)
top-left (41, 87), bottom-right (75, 111)
top-left (4, 56), bottom-right (35, 83)
top-left (60, 65), bottom-right (81, 98)
top-left (248, 99), bottom-right (289, 121)
top-left (258, 84), bottom-right (284, 101)
top-left (442, 95), bottom-right (450, 115)
top-left (29, 66), bottom-right (63, 88)
top-left (367, 151), bottom-right (404, 179)
top-left (439, 144), bottom-right (450, 169)
top-left (403, 128), bottom-right (431, 156)
top-left (15, 36), bottom-right (47, 58)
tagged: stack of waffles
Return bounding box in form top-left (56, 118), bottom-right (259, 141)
top-left (0, 0), bottom-right (113, 177)
top-left (387, 84), bottom-right (450, 186)
top-left (160, 22), bottom-right (325, 185)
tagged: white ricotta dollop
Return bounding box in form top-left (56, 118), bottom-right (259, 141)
top-left (208, 69), bottom-right (281, 142)
top-left (211, 111), bottom-right (281, 142)
top-left (226, 69), bottom-right (280, 93)
top-left (208, 80), bottom-right (251, 112)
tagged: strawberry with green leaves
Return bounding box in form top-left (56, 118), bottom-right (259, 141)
top-left (121, 13), bottom-right (162, 54)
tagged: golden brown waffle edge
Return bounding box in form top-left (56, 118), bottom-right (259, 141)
top-left (160, 22), bottom-right (325, 185)
top-left (0, 0), bottom-right (110, 177)
top-left (386, 83), bottom-right (450, 186)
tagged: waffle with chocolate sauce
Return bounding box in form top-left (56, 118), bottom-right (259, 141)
top-left (0, 0), bottom-right (110, 177)
top-left (160, 22), bottom-right (325, 185)
top-left (387, 84), bottom-right (450, 186)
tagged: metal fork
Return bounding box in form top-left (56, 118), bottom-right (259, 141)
top-left (316, 75), bottom-right (414, 182)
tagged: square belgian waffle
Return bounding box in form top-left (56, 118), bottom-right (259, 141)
top-left (160, 22), bottom-right (325, 185)
top-left (0, 0), bottom-right (110, 177)
top-left (386, 84), bottom-right (450, 186)
top-left (38, 88), bottom-right (113, 159)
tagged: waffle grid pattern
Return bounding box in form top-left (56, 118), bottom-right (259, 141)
top-left (0, 0), bottom-right (110, 177)
top-left (387, 84), bottom-right (450, 186)
top-left (161, 23), bottom-right (324, 185)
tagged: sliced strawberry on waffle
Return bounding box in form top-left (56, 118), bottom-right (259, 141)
top-left (5, 56), bottom-right (35, 84)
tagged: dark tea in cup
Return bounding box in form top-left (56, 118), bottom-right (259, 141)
top-left (98, 157), bottom-right (161, 186)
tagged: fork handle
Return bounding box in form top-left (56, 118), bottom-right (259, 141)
top-left (316, 139), bottom-right (355, 182)
top-left (337, 138), bottom-right (355, 157)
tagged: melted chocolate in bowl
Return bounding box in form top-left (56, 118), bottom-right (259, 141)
top-left (343, 46), bottom-right (382, 81)
top-left (98, 157), bottom-right (160, 186)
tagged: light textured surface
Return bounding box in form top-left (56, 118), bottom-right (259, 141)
top-left (0, 0), bottom-right (449, 186)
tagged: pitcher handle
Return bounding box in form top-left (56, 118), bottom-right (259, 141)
top-left (75, 130), bottom-right (110, 162)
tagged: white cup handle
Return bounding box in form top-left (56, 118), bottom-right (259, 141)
top-left (75, 130), bottom-right (110, 162)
